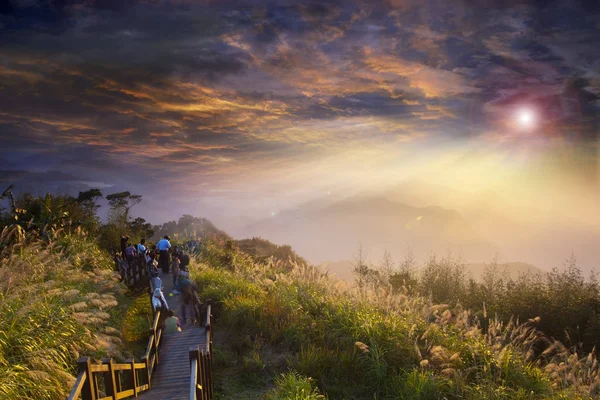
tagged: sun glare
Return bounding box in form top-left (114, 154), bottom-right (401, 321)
top-left (516, 108), bottom-right (536, 129)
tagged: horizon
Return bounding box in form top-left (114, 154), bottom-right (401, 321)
top-left (1, 0), bottom-right (598, 272)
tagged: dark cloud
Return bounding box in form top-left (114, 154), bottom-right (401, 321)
top-left (0, 0), bottom-right (598, 202)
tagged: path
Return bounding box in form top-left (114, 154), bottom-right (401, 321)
top-left (138, 269), bottom-right (206, 400)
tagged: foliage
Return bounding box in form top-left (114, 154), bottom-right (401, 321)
top-left (105, 191), bottom-right (142, 228)
top-left (151, 214), bottom-right (228, 242)
top-left (190, 238), bottom-right (600, 399)
top-left (265, 372), bottom-right (325, 400)
top-left (1, 192), bottom-right (103, 237)
top-left (236, 237), bottom-right (309, 271)
top-left (122, 295), bottom-right (153, 344)
top-left (0, 227), bottom-right (128, 400)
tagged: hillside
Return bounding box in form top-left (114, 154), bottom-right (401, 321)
top-left (236, 236), bottom-right (309, 269)
top-left (0, 227), bottom-right (132, 400)
top-left (190, 237), bottom-right (600, 399)
top-left (243, 196), bottom-right (497, 264)
top-left (151, 214), bottom-right (230, 242)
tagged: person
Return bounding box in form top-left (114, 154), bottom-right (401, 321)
top-left (120, 235), bottom-right (129, 259)
top-left (156, 235), bottom-right (171, 273)
top-left (125, 242), bottom-right (137, 275)
top-left (147, 252), bottom-right (158, 276)
top-left (179, 252), bottom-right (190, 270)
top-left (163, 312), bottom-right (182, 333)
top-left (149, 261), bottom-right (162, 292)
top-left (152, 287), bottom-right (170, 330)
top-left (137, 238), bottom-right (147, 257)
top-left (152, 287), bottom-right (169, 312)
top-left (137, 239), bottom-right (148, 272)
top-left (171, 256), bottom-right (181, 294)
top-left (178, 269), bottom-right (198, 325)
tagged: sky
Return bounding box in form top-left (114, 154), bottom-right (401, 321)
top-left (0, 0), bottom-right (599, 266)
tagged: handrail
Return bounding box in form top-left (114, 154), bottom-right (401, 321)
top-left (189, 354), bottom-right (199, 400)
top-left (66, 371), bottom-right (86, 400)
top-left (189, 302), bottom-right (213, 400)
top-left (67, 263), bottom-right (164, 400)
top-left (68, 255), bottom-right (215, 399)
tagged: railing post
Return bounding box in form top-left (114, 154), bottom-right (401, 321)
top-left (206, 352), bottom-right (213, 399)
top-left (201, 353), bottom-right (209, 400)
top-left (77, 357), bottom-right (96, 400)
top-left (141, 355), bottom-right (151, 389)
top-left (189, 347), bottom-right (199, 400)
top-left (102, 358), bottom-right (118, 400)
top-left (127, 359), bottom-right (138, 397)
top-left (149, 328), bottom-right (157, 367)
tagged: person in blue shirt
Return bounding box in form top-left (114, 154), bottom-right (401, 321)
top-left (137, 238), bottom-right (147, 269)
top-left (137, 238), bottom-right (147, 256)
top-left (156, 235), bottom-right (171, 273)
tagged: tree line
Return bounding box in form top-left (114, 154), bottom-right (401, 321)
top-left (353, 247), bottom-right (600, 353)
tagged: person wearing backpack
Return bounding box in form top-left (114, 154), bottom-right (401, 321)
top-left (178, 269), bottom-right (198, 325)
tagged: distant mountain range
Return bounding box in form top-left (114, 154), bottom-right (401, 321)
top-left (241, 195), bottom-right (498, 265)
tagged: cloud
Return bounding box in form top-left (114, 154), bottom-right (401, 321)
top-left (0, 0), bottom-right (597, 212)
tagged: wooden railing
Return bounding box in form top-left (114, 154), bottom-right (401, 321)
top-left (69, 256), bottom-right (213, 399)
top-left (67, 308), bottom-right (164, 400)
top-left (67, 284), bottom-right (165, 399)
top-left (189, 304), bottom-right (213, 400)
top-left (114, 254), bottom-right (148, 288)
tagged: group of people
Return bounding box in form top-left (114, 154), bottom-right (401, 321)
top-left (120, 235), bottom-right (199, 332)
top-left (117, 234), bottom-right (200, 331)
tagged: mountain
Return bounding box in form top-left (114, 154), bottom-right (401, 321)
top-left (241, 195), bottom-right (497, 264)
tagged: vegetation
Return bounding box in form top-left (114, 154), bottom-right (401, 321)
top-left (237, 237), bottom-right (309, 270)
top-left (353, 250), bottom-right (600, 353)
top-left (0, 188), bottom-right (151, 400)
top-left (2, 186), bottom-right (600, 399)
top-left (0, 226), bottom-right (129, 400)
top-left (189, 237), bottom-right (600, 399)
top-left (151, 214), bottom-right (228, 243)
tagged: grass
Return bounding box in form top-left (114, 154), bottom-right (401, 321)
top-left (188, 238), bottom-right (600, 400)
top-left (0, 226), bottom-right (133, 400)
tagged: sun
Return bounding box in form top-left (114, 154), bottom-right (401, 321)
top-left (515, 108), bottom-right (536, 129)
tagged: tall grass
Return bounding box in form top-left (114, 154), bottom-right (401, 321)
top-left (0, 226), bottom-right (128, 400)
top-left (191, 238), bottom-right (600, 399)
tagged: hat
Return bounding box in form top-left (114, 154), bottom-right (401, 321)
top-left (154, 288), bottom-right (162, 297)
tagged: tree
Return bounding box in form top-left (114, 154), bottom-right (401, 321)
top-left (378, 250), bottom-right (395, 286)
top-left (75, 189), bottom-right (103, 233)
top-left (352, 244), bottom-right (379, 290)
top-left (0, 184), bottom-right (16, 221)
top-left (129, 217), bottom-right (154, 240)
top-left (106, 191), bottom-right (142, 226)
top-left (77, 189), bottom-right (103, 214)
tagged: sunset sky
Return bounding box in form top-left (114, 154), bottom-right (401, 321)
top-left (0, 1), bottom-right (598, 266)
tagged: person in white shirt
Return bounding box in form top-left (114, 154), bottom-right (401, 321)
top-left (152, 287), bottom-right (169, 312)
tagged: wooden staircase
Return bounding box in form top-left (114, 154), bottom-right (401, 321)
top-left (67, 266), bottom-right (214, 400)
top-left (136, 327), bottom-right (206, 400)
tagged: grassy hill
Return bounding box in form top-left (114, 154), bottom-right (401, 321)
top-left (236, 237), bottom-right (309, 270)
top-left (2, 207), bottom-right (599, 399)
top-left (189, 238), bottom-right (600, 399)
top-left (0, 226), bottom-right (133, 400)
